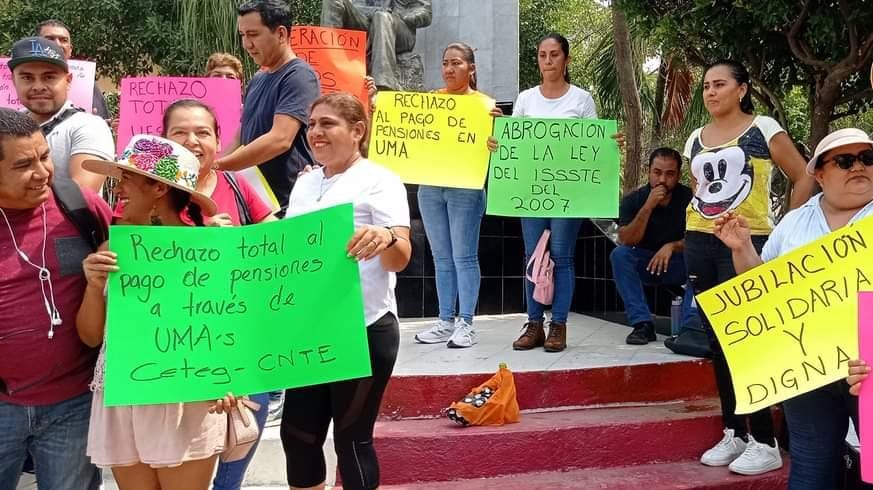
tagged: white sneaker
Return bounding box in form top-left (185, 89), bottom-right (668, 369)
top-left (447, 319), bottom-right (476, 348)
top-left (728, 436), bottom-right (783, 475)
top-left (415, 319), bottom-right (455, 344)
top-left (700, 428), bottom-right (747, 466)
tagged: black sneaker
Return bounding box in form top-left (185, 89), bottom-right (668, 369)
top-left (626, 322), bottom-right (656, 345)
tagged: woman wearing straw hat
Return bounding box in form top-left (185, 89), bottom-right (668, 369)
top-left (76, 135), bottom-right (225, 489)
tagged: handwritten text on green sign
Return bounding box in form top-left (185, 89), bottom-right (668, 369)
top-left (104, 204), bottom-right (370, 406)
top-left (486, 118), bottom-right (620, 218)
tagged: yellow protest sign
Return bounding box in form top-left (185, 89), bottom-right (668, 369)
top-left (695, 217), bottom-right (873, 414)
top-left (369, 91), bottom-right (494, 189)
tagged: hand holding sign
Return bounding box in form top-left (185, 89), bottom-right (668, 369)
top-left (848, 359), bottom-right (870, 396)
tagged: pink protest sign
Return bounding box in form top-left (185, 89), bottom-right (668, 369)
top-left (860, 292), bottom-right (873, 483)
top-left (117, 77), bottom-right (241, 155)
top-left (0, 58), bottom-right (95, 111)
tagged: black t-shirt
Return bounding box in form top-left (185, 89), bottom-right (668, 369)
top-left (618, 183), bottom-right (692, 252)
top-left (241, 58), bottom-right (320, 213)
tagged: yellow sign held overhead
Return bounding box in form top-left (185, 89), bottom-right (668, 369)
top-left (368, 91), bottom-right (494, 189)
top-left (696, 217), bottom-right (873, 414)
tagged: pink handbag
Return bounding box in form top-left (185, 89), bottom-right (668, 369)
top-left (525, 230), bottom-right (554, 305)
top-left (220, 398), bottom-right (262, 463)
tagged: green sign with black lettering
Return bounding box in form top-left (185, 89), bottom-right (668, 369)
top-left (486, 117), bottom-right (620, 218)
top-left (103, 203), bottom-right (370, 406)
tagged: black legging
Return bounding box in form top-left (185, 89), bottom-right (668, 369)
top-left (685, 231), bottom-right (776, 443)
top-left (280, 312), bottom-right (399, 490)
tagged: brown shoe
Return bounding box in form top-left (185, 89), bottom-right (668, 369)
top-left (544, 322), bottom-right (567, 352)
top-left (512, 321), bottom-right (545, 350)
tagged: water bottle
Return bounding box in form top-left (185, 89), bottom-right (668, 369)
top-left (670, 296), bottom-right (683, 336)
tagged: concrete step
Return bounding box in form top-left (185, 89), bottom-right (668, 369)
top-left (244, 398), bottom-right (725, 487)
top-left (380, 359), bottom-right (717, 419)
top-left (367, 398), bottom-right (724, 485)
top-left (374, 460), bottom-right (790, 489)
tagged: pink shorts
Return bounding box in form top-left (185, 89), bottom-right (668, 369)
top-left (86, 389), bottom-right (226, 468)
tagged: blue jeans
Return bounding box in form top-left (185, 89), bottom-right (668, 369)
top-left (609, 245), bottom-right (696, 327)
top-left (213, 392), bottom-right (271, 490)
top-left (0, 391), bottom-right (100, 490)
top-left (521, 217), bottom-right (582, 324)
top-left (418, 185), bottom-right (485, 323)
top-left (783, 381), bottom-right (862, 490)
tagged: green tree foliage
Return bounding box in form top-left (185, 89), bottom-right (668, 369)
top-left (0, 0), bottom-right (185, 81)
top-left (616, 0), bottom-right (873, 146)
top-left (0, 0), bottom-right (323, 82)
top-left (519, 0), bottom-right (560, 90)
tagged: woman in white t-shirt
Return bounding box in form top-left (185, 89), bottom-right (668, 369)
top-left (281, 93), bottom-right (411, 490)
top-left (508, 33), bottom-right (598, 353)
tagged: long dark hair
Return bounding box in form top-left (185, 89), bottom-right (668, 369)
top-left (161, 99), bottom-right (221, 138)
top-left (705, 59), bottom-right (754, 115)
top-left (538, 32), bottom-right (571, 83)
top-left (168, 188), bottom-right (205, 226)
top-left (443, 42), bottom-right (477, 90)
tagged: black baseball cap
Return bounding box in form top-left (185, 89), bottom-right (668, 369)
top-left (7, 37), bottom-right (68, 72)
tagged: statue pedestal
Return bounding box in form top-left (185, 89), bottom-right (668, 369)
top-left (396, 52), bottom-right (425, 92)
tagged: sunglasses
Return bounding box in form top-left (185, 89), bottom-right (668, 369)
top-left (823, 149), bottom-right (873, 170)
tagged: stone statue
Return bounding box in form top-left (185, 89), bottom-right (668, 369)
top-left (321, 0), bottom-right (432, 90)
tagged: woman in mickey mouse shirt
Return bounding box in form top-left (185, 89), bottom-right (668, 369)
top-left (684, 60), bottom-right (815, 476)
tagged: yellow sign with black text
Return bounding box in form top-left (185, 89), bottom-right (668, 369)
top-left (696, 217), bottom-right (871, 414)
top-left (368, 91), bottom-right (494, 189)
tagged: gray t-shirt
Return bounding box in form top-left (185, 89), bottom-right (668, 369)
top-left (40, 101), bottom-right (115, 182)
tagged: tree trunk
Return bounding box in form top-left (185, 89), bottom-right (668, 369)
top-left (612, 8), bottom-right (644, 194)
top-left (809, 78), bottom-right (842, 148)
top-left (652, 57), bottom-right (668, 141)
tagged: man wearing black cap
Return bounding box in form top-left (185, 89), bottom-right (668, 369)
top-left (36, 19), bottom-right (111, 121)
top-left (9, 36), bottom-right (114, 193)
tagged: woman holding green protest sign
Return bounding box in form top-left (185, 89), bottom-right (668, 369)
top-left (160, 99), bottom-right (274, 490)
top-left (413, 42), bottom-right (501, 349)
top-left (505, 32), bottom-right (598, 353)
top-left (277, 92), bottom-right (411, 490)
top-left (683, 60), bottom-right (814, 476)
top-left (77, 136), bottom-right (226, 489)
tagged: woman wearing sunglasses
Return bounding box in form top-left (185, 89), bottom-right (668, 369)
top-left (713, 128), bottom-right (873, 489)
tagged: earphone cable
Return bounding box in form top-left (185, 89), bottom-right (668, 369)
top-left (0, 204), bottom-right (62, 338)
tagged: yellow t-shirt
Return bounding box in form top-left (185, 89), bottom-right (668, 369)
top-left (434, 88), bottom-right (495, 107)
top-left (684, 116), bottom-right (785, 235)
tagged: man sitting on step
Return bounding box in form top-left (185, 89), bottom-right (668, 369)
top-left (610, 147), bottom-right (693, 345)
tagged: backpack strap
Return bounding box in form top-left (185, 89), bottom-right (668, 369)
top-left (222, 171), bottom-right (254, 225)
top-left (41, 107), bottom-right (85, 136)
top-left (525, 229), bottom-right (551, 283)
top-left (52, 178), bottom-right (105, 251)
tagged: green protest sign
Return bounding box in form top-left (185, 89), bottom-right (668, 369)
top-left (486, 117), bottom-right (620, 218)
top-left (103, 203), bottom-right (370, 406)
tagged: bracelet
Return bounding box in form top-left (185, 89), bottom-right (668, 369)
top-left (384, 227), bottom-right (398, 248)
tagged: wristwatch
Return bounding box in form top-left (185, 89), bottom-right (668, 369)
top-left (384, 227), bottom-right (398, 248)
